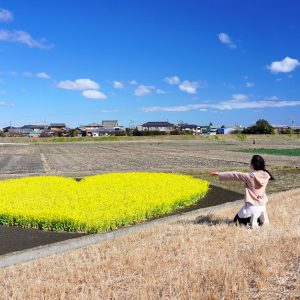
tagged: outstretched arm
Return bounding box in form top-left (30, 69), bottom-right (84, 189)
top-left (210, 171), bottom-right (250, 182)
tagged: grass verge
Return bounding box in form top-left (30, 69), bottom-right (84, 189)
top-left (239, 148), bottom-right (300, 156)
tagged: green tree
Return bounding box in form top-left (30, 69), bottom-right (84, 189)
top-left (243, 119), bottom-right (274, 134)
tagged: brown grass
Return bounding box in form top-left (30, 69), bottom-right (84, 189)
top-left (0, 189), bottom-right (299, 299)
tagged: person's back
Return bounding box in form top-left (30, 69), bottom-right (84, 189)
top-left (217, 170), bottom-right (270, 205)
top-left (211, 155), bottom-right (274, 228)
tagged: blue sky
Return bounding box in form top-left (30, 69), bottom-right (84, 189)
top-left (0, 0), bottom-right (300, 128)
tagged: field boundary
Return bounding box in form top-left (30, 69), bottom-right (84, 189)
top-left (0, 198), bottom-right (244, 268)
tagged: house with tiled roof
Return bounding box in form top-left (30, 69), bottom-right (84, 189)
top-left (141, 121), bottom-right (174, 132)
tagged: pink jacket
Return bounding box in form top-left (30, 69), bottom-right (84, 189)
top-left (218, 170), bottom-right (271, 206)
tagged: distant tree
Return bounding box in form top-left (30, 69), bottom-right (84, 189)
top-left (132, 127), bottom-right (142, 136)
top-left (243, 119), bottom-right (274, 134)
top-left (68, 129), bottom-right (78, 137)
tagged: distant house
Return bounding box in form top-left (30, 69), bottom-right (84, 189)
top-left (141, 122), bottom-right (174, 132)
top-left (20, 124), bottom-right (48, 137)
top-left (197, 124), bottom-right (220, 135)
top-left (102, 120), bottom-right (118, 129)
top-left (86, 127), bottom-right (110, 137)
top-left (50, 123), bottom-right (67, 132)
top-left (82, 123), bottom-right (103, 130)
top-left (272, 124), bottom-right (300, 134)
top-left (178, 124), bottom-right (202, 134)
top-left (217, 127), bottom-right (235, 134)
top-left (2, 126), bottom-right (21, 136)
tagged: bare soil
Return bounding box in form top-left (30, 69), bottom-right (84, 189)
top-left (0, 139), bottom-right (299, 193)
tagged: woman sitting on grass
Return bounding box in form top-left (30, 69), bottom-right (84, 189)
top-left (211, 155), bottom-right (274, 228)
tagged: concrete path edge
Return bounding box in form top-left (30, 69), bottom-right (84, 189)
top-left (0, 199), bottom-right (243, 269)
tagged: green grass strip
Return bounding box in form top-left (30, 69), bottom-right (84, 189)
top-left (239, 148), bottom-right (300, 156)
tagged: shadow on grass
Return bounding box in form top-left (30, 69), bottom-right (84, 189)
top-left (174, 214), bottom-right (234, 226)
top-left (194, 214), bottom-right (233, 226)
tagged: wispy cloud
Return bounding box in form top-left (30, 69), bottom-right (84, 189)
top-left (246, 82), bottom-right (255, 88)
top-left (22, 72), bottom-right (32, 77)
top-left (264, 96), bottom-right (279, 100)
top-left (164, 76), bottom-right (180, 85)
top-left (130, 80), bottom-right (138, 85)
top-left (101, 109), bottom-right (123, 113)
top-left (156, 89), bottom-right (166, 94)
top-left (22, 72), bottom-right (51, 79)
top-left (134, 85), bottom-right (155, 96)
top-left (218, 32), bottom-right (236, 49)
top-left (58, 79), bottom-right (99, 90)
top-left (0, 29), bottom-right (53, 49)
top-left (142, 94), bottom-right (300, 112)
top-left (82, 90), bottom-right (107, 99)
top-left (113, 81), bottom-right (124, 89)
top-left (0, 101), bottom-right (14, 107)
top-left (178, 80), bottom-right (199, 94)
top-left (267, 57), bottom-right (300, 73)
top-left (0, 8), bottom-right (13, 22)
top-left (36, 72), bottom-right (50, 79)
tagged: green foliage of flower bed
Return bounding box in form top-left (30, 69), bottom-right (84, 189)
top-left (0, 173), bottom-right (209, 233)
top-left (239, 148), bottom-right (300, 156)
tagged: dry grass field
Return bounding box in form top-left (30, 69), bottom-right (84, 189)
top-left (0, 188), bottom-right (299, 299)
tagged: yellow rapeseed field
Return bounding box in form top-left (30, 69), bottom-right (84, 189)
top-left (0, 173), bottom-right (209, 233)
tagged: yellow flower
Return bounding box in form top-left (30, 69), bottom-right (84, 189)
top-left (0, 173), bottom-right (209, 233)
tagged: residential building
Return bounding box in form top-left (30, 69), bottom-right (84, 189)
top-left (102, 120), bottom-right (118, 129)
top-left (20, 124), bottom-right (48, 137)
top-left (50, 123), bottom-right (67, 132)
top-left (82, 123), bottom-right (103, 130)
top-left (177, 124), bottom-right (202, 134)
top-left (141, 121), bottom-right (174, 132)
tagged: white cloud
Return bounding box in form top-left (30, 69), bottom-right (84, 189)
top-left (22, 72), bottom-right (50, 79)
top-left (264, 96), bottom-right (279, 101)
top-left (134, 85), bottom-right (155, 96)
top-left (0, 29), bottom-right (53, 49)
top-left (0, 8), bottom-right (13, 22)
top-left (268, 57), bottom-right (300, 73)
top-left (179, 80), bottom-right (199, 94)
top-left (0, 101), bottom-right (14, 106)
top-left (156, 89), bottom-right (166, 94)
top-left (130, 80), bottom-right (138, 85)
top-left (36, 72), bottom-right (50, 79)
top-left (232, 94), bottom-right (249, 101)
top-left (142, 94), bottom-right (300, 112)
top-left (101, 109), bottom-right (123, 113)
top-left (218, 32), bottom-right (236, 49)
top-left (82, 90), bottom-right (107, 99)
top-left (246, 82), bottom-right (255, 88)
top-left (113, 81), bottom-right (124, 89)
top-left (164, 76), bottom-right (180, 85)
top-left (58, 79), bottom-right (100, 91)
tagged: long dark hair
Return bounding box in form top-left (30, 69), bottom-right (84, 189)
top-left (251, 155), bottom-right (274, 180)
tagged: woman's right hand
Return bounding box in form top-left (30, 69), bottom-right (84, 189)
top-left (210, 171), bottom-right (218, 176)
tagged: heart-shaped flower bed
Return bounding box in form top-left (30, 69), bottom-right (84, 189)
top-left (0, 173), bottom-right (209, 233)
